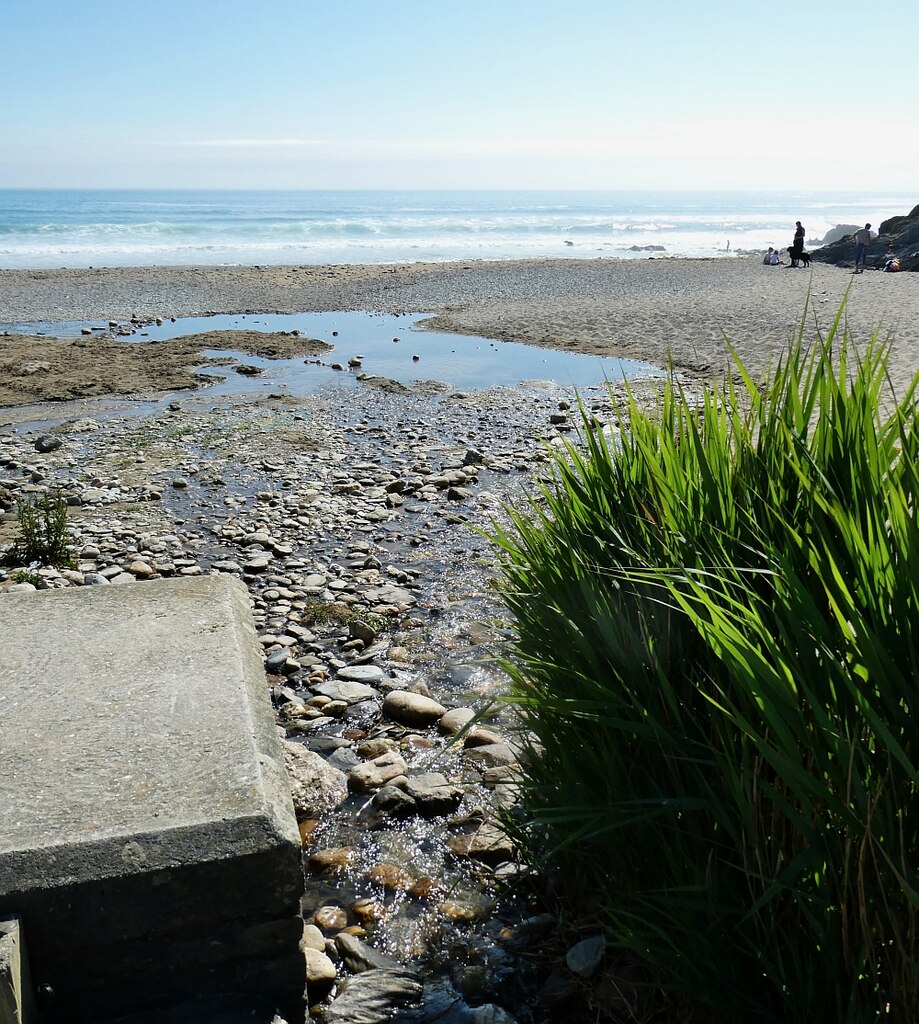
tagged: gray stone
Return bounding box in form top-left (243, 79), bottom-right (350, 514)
top-left (348, 750), bottom-right (408, 793)
top-left (463, 727), bottom-right (504, 748)
top-left (348, 618), bottom-right (377, 644)
top-left (303, 946), bottom-right (337, 989)
top-left (325, 747), bottom-right (361, 773)
top-left (243, 532), bottom-right (274, 548)
top-left (565, 935), bottom-right (607, 977)
top-left (265, 648), bottom-right (295, 674)
top-left (372, 785), bottom-right (417, 816)
top-left (448, 823), bottom-right (515, 866)
top-left (299, 924), bottom-right (325, 952)
top-left (212, 560), bottom-right (243, 573)
top-left (0, 577), bottom-right (305, 1020)
top-left (324, 968), bottom-right (422, 1024)
top-left (470, 1005), bottom-right (519, 1023)
top-left (282, 740), bottom-right (348, 817)
top-left (313, 679), bottom-right (379, 704)
top-left (336, 664), bottom-right (385, 685)
top-left (33, 435), bottom-right (62, 454)
top-left (462, 742), bottom-right (518, 767)
top-left (383, 690), bottom-right (446, 727)
top-left (403, 773), bottom-right (464, 816)
top-left (334, 932), bottom-right (400, 973)
top-left (361, 583), bottom-right (416, 607)
top-left (439, 707), bottom-right (477, 735)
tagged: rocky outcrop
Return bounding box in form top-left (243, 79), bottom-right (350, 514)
top-left (817, 224), bottom-right (861, 246)
top-left (812, 204), bottom-right (919, 271)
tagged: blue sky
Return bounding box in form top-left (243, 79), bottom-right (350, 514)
top-left (3, 0), bottom-right (917, 190)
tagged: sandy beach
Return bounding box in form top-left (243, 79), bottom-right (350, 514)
top-left (1, 257), bottom-right (918, 407)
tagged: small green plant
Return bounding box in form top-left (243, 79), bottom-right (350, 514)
top-left (5, 491), bottom-right (75, 568)
top-left (300, 599), bottom-right (352, 627)
top-left (9, 569), bottom-right (45, 587)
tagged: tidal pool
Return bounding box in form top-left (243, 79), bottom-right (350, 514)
top-left (3, 310), bottom-right (662, 397)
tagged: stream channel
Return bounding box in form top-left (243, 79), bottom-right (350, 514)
top-left (0, 312), bottom-right (664, 1023)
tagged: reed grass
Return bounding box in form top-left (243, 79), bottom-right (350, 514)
top-left (489, 302), bottom-right (919, 1022)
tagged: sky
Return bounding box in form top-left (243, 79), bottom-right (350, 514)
top-left (2, 0), bottom-right (917, 191)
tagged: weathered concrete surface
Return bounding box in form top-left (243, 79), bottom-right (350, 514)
top-left (0, 916), bottom-right (35, 1024)
top-left (0, 577), bottom-right (304, 1022)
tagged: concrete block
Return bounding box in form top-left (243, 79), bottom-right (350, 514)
top-left (0, 916), bottom-right (35, 1024)
top-left (0, 577), bottom-right (304, 1021)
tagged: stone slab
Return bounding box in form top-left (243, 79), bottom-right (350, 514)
top-left (0, 576), bottom-right (304, 1021)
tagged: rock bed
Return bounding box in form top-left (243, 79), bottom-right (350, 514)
top-left (0, 375), bottom-right (654, 1023)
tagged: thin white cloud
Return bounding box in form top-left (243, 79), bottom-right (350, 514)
top-left (183, 117), bottom-right (918, 164)
top-left (189, 138), bottom-right (333, 148)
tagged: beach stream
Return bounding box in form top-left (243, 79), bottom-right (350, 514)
top-left (0, 313), bottom-right (664, 1022)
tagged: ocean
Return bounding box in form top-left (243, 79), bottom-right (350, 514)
top-left (0, 189), bottom-right (912, 270)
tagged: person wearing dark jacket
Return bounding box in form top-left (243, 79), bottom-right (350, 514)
top-left (789, 221), bottom-right (805, 266)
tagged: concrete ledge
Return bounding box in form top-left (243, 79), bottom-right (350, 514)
top-left (0, 577), bottom-right (304, 1021)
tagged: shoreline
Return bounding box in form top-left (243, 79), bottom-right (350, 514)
top-left (2, 257), bottom-right (918, 399)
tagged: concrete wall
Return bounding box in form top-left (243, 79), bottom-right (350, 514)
top-left (0, 577), bottom-right (304, 1022)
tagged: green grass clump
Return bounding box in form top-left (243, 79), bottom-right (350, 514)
top-left (5, 491), bottom-right (75, 568)
top-left (489, 302), bottom-right (919, 1023)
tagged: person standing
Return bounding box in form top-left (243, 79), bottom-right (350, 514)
top-left (854, 223), bottom-right (872, 273)
top-left (790, 221), bottom-right (806, 266)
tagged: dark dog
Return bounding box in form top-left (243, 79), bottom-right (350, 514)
top-left (787, 247), bottom-right (811, 267)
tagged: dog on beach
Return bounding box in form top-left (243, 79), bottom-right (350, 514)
top-left (787, 247), bottom-right (811, 268)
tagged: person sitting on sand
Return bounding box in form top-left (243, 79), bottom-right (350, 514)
top-left (769, 249), bottom-right (781, 265)
top-left (884, 257), bottom-right (901, 273)
top-left (763, 247), bottom-right (775, 265)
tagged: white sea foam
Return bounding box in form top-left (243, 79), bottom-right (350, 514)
top-left (0, 189), bottom-right (911, 269)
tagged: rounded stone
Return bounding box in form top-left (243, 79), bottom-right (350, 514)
top-left (383, 690), bottom-right (447, 727)
top-left (300, 923), bottom-right (326, 952)
top-left (313, 905), bottom-right (348, 932)
top-left (439, 707), bottom-right (476, 735)
top-left (303, 946), bottom-right (337, 987)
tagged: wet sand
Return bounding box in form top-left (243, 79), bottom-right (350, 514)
top-left (0, 330), bottom-right (331, 408)
top-left (1, 258), bottom-right (917, 406)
